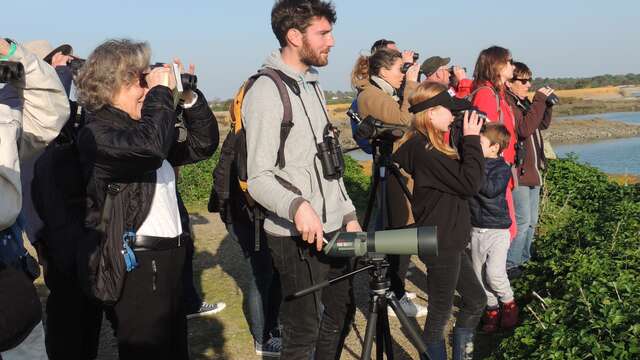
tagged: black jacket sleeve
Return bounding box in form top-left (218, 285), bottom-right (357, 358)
top-left (395, 134), bottom-right (485, 197)
top-left (540, 106), bottom-right (553, 130)
top-left (78, 86), bottom-right (176, 180)
top-left (167, 89), bottom-right (219, 166)
top-left (479, 162), bottom-right (512, 198)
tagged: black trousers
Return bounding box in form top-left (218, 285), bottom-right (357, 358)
top-left (420, 250), bottom-right (486, 343)
top-left (386, 171), bottom-right (413, 299)
top-left (105, 246), bottom-right (188, 360)
top-left (177, 192), bottom-right (202, 313)
top-left (44, 259), bottom-right (102, 360)
top-left (267, 232), bottom-right (355, 360)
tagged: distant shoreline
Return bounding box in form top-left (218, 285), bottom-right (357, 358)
top-left (543, 119), bottom-right (640, 144)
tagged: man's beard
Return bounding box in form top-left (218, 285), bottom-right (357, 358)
top-left (300, 37), bottom-right (329, 68)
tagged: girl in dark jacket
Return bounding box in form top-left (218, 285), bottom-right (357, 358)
top-left (394, 82), bottom-right (486, 360)
top-left (75, 39), bottom-right (218, 360)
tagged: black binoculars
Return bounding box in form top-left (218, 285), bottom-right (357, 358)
top-left (149, 62), bottom-right (198, 91)
top-left (0, 61), bottom-right (24, 83)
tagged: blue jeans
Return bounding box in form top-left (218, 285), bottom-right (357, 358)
top-left (227, 224), bottom-right (281, 344)
top-left (507, 186), bottom-right (541, 269)
top-left (0, 216), bottom-right (26, 266)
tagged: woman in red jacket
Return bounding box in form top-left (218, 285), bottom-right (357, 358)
top-left (471, 46), bottom-right (517, 239)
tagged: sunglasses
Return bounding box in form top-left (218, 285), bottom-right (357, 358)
top-left (513, 78), bottom-right (531, 84)
top-left (138, 72), bottom-right (150, 88)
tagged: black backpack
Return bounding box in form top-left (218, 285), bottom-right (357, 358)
top-left (208, 68), bottom-right (298, 251)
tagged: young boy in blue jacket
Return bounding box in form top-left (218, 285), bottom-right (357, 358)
top-left (469, 123), bottom-right (519, 333)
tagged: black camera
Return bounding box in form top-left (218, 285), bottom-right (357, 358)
top-left (317, 123), bottom-right (345, 180)
top-left (68, 58), bottom-right (85, 75)
top-left (449, 109), bottom-right (488, 153)
top-left (347, 109), bottom-right (404, 143)
top-left (546, 93), bottom-right (559, 107)
top-left (0, 61), bottom-right (24, 83)
top-left (149, 62), bottom-right (198, 91)
top-left (400, 53), bottom-right (420, 74)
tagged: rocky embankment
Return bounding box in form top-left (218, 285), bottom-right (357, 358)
top-left (543, 118), bottom-right (640, 143)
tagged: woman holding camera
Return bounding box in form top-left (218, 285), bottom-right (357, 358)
top-left (352, 47), bottom-right (428, 317)
top-left (505, 62), bottom-right (554, 276)
top-left (76, 39), bottom-right (218, 359)
top-left (394, 82), bottom-right (487, 360)
top-left (471, 46), bottom-right (518, 239)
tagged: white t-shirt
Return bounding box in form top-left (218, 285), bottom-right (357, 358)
top-left (136, 160), bottom-right (182, 237)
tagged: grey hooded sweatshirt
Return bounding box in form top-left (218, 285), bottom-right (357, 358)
top-left (243, 50), bottom-right (357, 237)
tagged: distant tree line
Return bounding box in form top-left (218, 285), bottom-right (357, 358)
top-left (532, 73), bottom-right (640, 90)
top-left (209, 73), bottom-right (640, 110)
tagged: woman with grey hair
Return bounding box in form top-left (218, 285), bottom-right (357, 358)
top-left (75, 39), bottom-right (218, 359)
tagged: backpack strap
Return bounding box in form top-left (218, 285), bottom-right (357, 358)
top-left (470, 85), bottom-right (503, 124)
top-left (244, 67), bottom-right (296, 169)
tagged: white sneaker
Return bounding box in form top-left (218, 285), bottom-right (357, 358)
top-left (388, 294), bottom-right (428, 318)
top-left (405, 291), bottom-right (417, 300)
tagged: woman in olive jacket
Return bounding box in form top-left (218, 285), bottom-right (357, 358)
top-left (394, 82), bottom-right (486, 360)
top-left (75, 39), bottom-right (218, 360)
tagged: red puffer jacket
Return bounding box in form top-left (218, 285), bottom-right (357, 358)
top-left (471, 81), bottom-right (517, 239)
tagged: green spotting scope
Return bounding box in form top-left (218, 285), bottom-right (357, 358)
top-left (323, 226), bottom-right (437, 258)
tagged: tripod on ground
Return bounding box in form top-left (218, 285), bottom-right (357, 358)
top-left (294, 130), bottom-right (431, 360)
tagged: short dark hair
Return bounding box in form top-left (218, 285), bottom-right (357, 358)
top-left (512, 61), bottom-right (532, 80)
top-left (481, 123), bottom-right (511, 153)
top-left (370, 39), bottom-right (395, 53)
top-left (271, 0), bottom-right (337, 48)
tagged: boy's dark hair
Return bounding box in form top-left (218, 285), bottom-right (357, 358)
top-left (481, 123), bottom-right (511, 153)
top-left (271, 0), bottom-right (337, 48)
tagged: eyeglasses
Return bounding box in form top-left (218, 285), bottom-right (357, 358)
top-left (513, 78), bottom-right (531, 84)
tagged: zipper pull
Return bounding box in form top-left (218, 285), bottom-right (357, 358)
top-left (151, 260), bottom-right (157, 292)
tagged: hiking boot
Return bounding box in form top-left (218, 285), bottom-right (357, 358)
top-left (500, 300), bottom-right (519, 329)
top-left (255, 336), bottom-right (281, 357)
top-left (480, 306), bottom-right (500, 333)
top-left (187, 302), bottom-right (226, 319)
top-left (388, 294), bottom-right (428, 318)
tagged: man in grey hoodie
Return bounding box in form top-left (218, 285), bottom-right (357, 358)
top-left (242, 1), bottom-right (361, 359)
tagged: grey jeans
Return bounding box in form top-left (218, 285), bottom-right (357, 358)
top-left (470, 228), bottom-right (514, 307)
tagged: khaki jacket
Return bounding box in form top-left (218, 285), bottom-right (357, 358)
top-left (356, 77), bottom-right (417, 227)
top-left (0, 44), bottom-right (69, 231)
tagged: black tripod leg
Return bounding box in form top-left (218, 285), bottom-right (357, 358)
top-left (361, 294), bottom-right (380, 360)
top-left (378, 306), bottom-right (394, 360)
top-left (387, 296), bottom-right (429, 358)
top-left (363, 166), bottom-right (381, 230)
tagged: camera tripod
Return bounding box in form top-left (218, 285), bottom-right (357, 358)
top-left (295, 133), bottom-right (431, 360)
top-left (294, 255), bottom-right (429, 360)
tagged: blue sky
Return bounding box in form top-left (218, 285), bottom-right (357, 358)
top-left (6, 0), bottom-right (639, 99)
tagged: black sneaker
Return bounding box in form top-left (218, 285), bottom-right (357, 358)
top-left (255, 336), bottom-right (281, 357)
top-left (187, 302), bottom-right (226, 319)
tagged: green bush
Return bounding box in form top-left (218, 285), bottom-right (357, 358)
top-left (490, 158), bottom-right (640, 359)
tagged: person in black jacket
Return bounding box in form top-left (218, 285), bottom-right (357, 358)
top-left (394, 82), bottom-right (486, 360)
top-left (75, 39), bottom-right (218, 360)
top-left (468, 123), bottom-right (519, 334)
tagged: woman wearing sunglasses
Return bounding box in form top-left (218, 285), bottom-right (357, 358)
top-left (504, 62), bottom-right (554, 277)
top-left (75, 39), bottom-right (218, 359)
